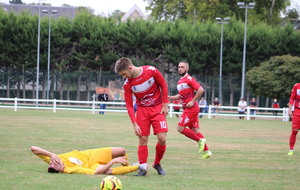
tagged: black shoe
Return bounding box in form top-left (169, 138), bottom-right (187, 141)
top-left (153, 164), bottom-right (166, 175)
top-left (134, 170), bottom-right (147, 176)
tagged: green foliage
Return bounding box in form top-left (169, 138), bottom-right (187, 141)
top-left (146, 0), bottom-right (289, 25)
top-left (246, 55), bottom-right (300, 99)
top-left (1, 9), bottom-right (300, 100)
top-left (9, 0), bottom-right (23, 4)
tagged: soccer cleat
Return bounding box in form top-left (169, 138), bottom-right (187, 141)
top-left (197, 138), bottom-right (206, 154)
top-left (202, 150), bottom-right (212, 159)
top-left (134, 170), bottom-right (148, 176)
top-left (287, 150), bottom-right (294, 156)
top-left (153, 164), bottom-right (166, 175)
top-left (138, 163), bottom-right (148, 172)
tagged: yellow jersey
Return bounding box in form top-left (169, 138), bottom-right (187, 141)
top-left (37, 147), bottom-right (112, 175)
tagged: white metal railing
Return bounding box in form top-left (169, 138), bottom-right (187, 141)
top-left (169, 105), bottom-right (289, 122)
top-left (0, 98), bottom-right (289, 121)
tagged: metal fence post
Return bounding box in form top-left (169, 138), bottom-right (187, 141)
top-left (169, 104), bottom-right (173, 118)
top-left (208, 105), bottom-right (212, 119)
top-left (246, 106), bottom-right (250, 120)
top-left (92, 94), bottom-right (96, 114)
top-left (14, 97), bottom-right (18, 111)
top-left (53, 99), bottom-right (56, 113)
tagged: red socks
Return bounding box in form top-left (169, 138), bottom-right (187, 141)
top-left (197, 132), bottom-right (209, 151)
top-left (138, 144), bottom-right (166, 165)
top-left (154, 143), bottom-right (166, 165)
top-left (138, 145), bottom-right (148, 164)
top-left (289, 130), bottom-right (298, 150)
top-left (181, 128), bottom-right (200, 141)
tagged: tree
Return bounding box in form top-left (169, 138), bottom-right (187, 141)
top-left (246, 55), bottom-right (300, 99)
top-left (146, 0), bottom-right (290, 25)
top-left (9, 0), bottom-right (23, 4)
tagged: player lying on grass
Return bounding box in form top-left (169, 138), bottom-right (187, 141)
top-left (31, 146), bottom-right (147, 175)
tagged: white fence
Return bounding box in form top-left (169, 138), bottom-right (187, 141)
top-left (0, 98), bottom-right (289, 122)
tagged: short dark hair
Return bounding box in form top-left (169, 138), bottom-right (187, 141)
top-left (114, 57), bottom-right (133, 73)
top-left (48, 167), bottom-right (59, 173)
top-left (179, 60), bottom-right (189, 66)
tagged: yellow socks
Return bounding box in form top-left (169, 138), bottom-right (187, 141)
top-left (111, 165), bottom-right (139, 175)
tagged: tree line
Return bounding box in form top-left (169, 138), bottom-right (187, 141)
top-left (0, 9), bottom-right (299, 105)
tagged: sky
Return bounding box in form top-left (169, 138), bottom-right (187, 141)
top-left (0, 0), bottom-right (150, 16)
top-left (1, 0), bottom-right (300, 16)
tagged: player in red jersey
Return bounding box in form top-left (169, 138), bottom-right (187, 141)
top-left (169, 60), bottom-right (212, 159)
top-left (114, 57), bottom-right (169, 176)
top-left (287, 83), bottom-right (300, 156)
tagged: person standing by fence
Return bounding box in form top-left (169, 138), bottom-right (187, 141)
top-left (287, 83), bottom-right (300, 156)
top-left (98, 90), bottom-right (109, 115)
top-left (199, 97), bottom-right (207, 118)
top-left (272, 99), bottom-right (280, 116)
top-left (238, 98), bottom-right (247, 120)
top-left (250, 98), bottom-right (257, 120)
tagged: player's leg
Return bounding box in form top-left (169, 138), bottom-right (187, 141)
top-left (177, 111), bottom-right (200, 142)
top-left (138, 135), bottom-right (149, 164)
top-left (288, 115), bottom-right (300, 155)
top-left (152, 132), bottom-right (167, 175)
top-left (111, 147), bottom-right (129, 166)
top-left (134, 107), bottom-right (151, 176)
top-left (178, 125), bottom-right (199, 141)
top-left (151, 108), bottom-right (168, 175)
top-left (134, 135), bottom-right (149, 176)
top-left (288, 129), bottom-right (298, 156)
top-left (111, 147), bottom-right (126, 158)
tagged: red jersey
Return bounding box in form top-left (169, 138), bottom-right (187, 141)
top-left (173, 100), bottom-right (181, 109)
top-left (272, 102), bottom-right (279, 108)
top-left (289, 83), bottom-right (300, 115)
top-left (177, 74), bottom-right (201, 109)
top-left (123, 65), bottom-right (169, 123)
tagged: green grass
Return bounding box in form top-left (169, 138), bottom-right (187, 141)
top-left (0, 108), bottom-right (299, 190)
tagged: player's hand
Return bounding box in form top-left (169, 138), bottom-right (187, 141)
top-left (186, 101), bottom-right (194, 108)
top-left (133, 123), bottom-right (142, 136)
top-left (288, 110), bottom-right (293, 118)
top-left (161, 103), bottom-right (169, 117)
top-left (50, 154), bottom-right (61, 165)
top-left (113, 157), bottom-right (128, 165)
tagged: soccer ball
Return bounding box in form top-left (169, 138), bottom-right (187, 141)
top-left (100, 175), bottom-right (122, 190)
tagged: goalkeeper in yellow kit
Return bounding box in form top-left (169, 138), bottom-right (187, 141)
top-left (31, 146), bottom-right (147, 175)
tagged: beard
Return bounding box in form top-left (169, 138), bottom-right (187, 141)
top-left (179, 71), bottom-right (187, 76)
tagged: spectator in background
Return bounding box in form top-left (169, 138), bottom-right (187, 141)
top-left (199, 97), bottom-right (207, 118)
top-left (98, 90), bottom-right (109, 114)
top-left (172, 99), bottom-right (181, 118)
top-left (250, 98), bottom-right (257, 120)
top-left (238, 98), bottom-right (247, 119)
top-left (272, 99), bottom-right (280, 116)
top-left (212, 97), bottom-right (220, 119)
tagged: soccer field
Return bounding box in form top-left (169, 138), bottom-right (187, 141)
top-left (0, 109), bottom-right (299, 190)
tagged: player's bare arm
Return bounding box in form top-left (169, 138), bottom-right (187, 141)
top-left (186, 87), bottom-right (204, 108)
top-left (168, 94), bottom-right (180, 101)
top-left (95, 156), bottom-right (128, 174)
top-left (31, 146), bottom-right (61, 165)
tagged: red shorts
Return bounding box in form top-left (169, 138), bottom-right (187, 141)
top-left (292, 114), bottom-right (300, 130)
top-left (178, 106), bottom-right (200, 129)
top-left (136, 104), bottom-right (168, 136)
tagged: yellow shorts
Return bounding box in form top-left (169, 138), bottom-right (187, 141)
top-left (80, 147), bottom-right (112, 167)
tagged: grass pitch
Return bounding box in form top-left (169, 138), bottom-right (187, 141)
top-left (0, 108), bottom-right (299, 190)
